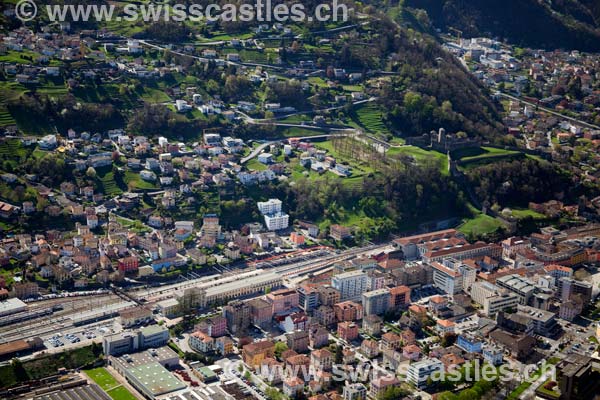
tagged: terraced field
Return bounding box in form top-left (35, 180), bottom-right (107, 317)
top-left (96, 168), bottom-right (124, 197)
top-left (0, 91), bottom-right (16, 127)
top-left (351, 103), bottom-right (390, 135)
top-left (0, 138), bottom-right (29, 159)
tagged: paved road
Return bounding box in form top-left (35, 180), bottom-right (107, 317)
top-left (520, 368), bottom-right (555, 399)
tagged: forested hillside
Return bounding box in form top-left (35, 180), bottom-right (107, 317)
top-left (407, 0), bottom-right (600, 51)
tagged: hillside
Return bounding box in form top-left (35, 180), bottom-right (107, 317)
top-left (0, 3), bottom-right (504, 141)
top-left (406, 0), bottom-right (600, 51)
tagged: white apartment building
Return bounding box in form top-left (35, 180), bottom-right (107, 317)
top-left (431, 259), bottom-right (476, 295)
top-left (343, 383), bottom-right (367, 400)
top-left (332, 270), bottom-right (368, 301)
top-left (406, 358), bottom-right (444, 388)
top-left (257, 199), bottom-right (282, 215)
top-left (263, 212), bottom-right (289, 231)
top-left (362, 289), bottom-right (391, 316)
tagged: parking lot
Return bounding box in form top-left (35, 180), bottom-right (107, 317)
top-left (44, 324), bottom-right (114, 350)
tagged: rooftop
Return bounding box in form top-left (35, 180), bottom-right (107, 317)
top-left (0, 298), bottom-right (27, 315)
top-left (113, 346), bottom-right (178, 369)
top-left (126, 361), bottom-right (186, 396)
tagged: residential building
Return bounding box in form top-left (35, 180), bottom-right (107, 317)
top-left (330, 224), bottom-right (352, 241)
top-left (560, 277), bottom-right (593, 304)
top-left (456, 334), bottom-right (483, 353)
top-left (297, 285), bottom-right (319, 313)
top-left (309, 325), bottom-right (329, 348)
top-left (223, 300), bottom-right (251, 335)
top-left (362, 289), bottom-right (391, 316)
top-left (317, 286), bottom-right (340, 306)
top-left (267, 288), bottom-right (300, 315)
top-left (360, 339), bottom-right (380, 358)
top-left (369, 376), bottom-right (400, 398)
top-left (283, 377), bottom-right (304, 398)
top-left (189, 330), bottom-right (214, 353)
top-left (380, 332), bottom-right (402, 351)
top-left (559, 299), bottom-right (584, 321)
top-left (343, 383), bottom-right (367, 400)
top-left (311, 348), bottom-right (333, 371)
top-left (257, 199), bottom-right (282, 215)
top-left (362, 314), bottom-right (382, 336)
top-left (215, 336), bottom-right (234, 356)
top-left (263, 212), bottom-right (290, 231)
top-left (406, 358), bottom-right (444, 389)
top-left (333, 301), bottom-right (364, 322)
top-left (242, 340), bottom-right (275, 369)
top-left (117, 256), bottom-right (139, 273)
top-left (337, 321), bottom-right (359, 341)
top-left (332, 271), bottom-right (367, 301)
top-left (431, 259), bottom-right (476, 295)
top-left (436, 319), bottom-right (456, 335)
top-left (389, 285), bottom-right (411, 309)
top-left (248, 297), bottom-right (273, 328)
top-left (287, 330), bottom-right (309, 353)
top-left (314, 305), bottom-right (336, 326)
top-left (482, 345), bottom-right (503, 366)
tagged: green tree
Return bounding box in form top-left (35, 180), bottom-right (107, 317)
top-left (11, 359), bottom-right (28, 382)
top-left (334, 345), bottom-right (343, 364)
top-left (274, 341), bottom-right (288, 358)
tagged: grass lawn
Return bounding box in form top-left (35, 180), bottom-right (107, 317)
top-left (85, 368), bottom-right (137, 400)
top-left (455, 146), bottom-right (523, 169)
top-left (137, 87), bottom-right (172, 103)
top-left (0, 50), bottom-right (41, 64)
top-left (246, 158), bottom-right (268, 171)
top-left (276, 114), bottom-right (313, 124)
top-left (116, 217), bottom-right (151, 233)
top-left (277, 126), bottom-right (329, 137)
top-left (458, 212), bottom-right (504, 238)
top-left (509, 208), bottom-right (547, 220)
top-left (307, 77), bottom-right (329, 88)
top-left (387, 146), bottom-right (448, 174)
top-left (313, 140), bottom-right (376, 174)
top-left (106, 386), bottom-right (139, 400)
top-left (124, 171), bottom-right (158, 190)
top-left (85, 368), bottom-right (120, 391)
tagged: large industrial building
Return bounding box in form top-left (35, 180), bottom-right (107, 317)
top-left (109, 346), bottom-right (185, 399)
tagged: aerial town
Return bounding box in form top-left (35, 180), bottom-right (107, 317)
top-left (1, 1), bottom-right (600, 400)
